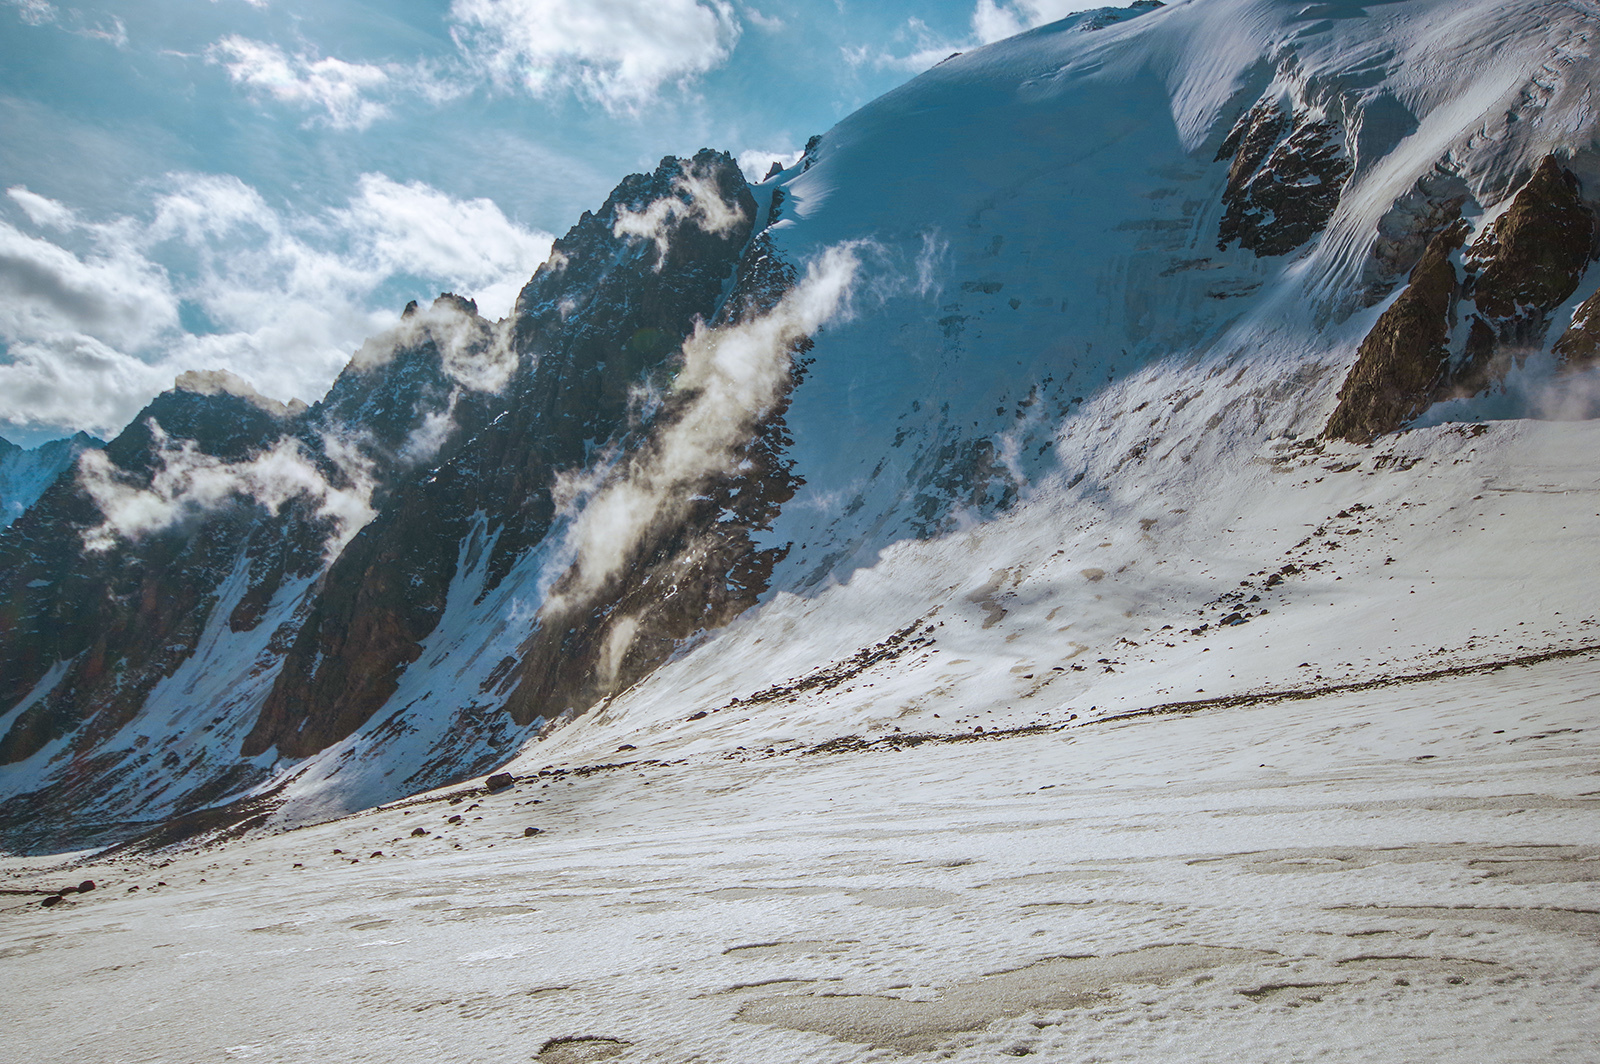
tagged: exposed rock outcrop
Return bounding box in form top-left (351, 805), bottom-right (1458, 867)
top-left (1324, 221), bottom-right (1468, 443)
top-left (1327, 155), bottom-right (1600, 441)
top-left (1552, 290), bottom-right (1600, 365)
top-left (1218, 102), bottom-right (1351, 258)
top-left (242, 150), bottom-right (766, 759)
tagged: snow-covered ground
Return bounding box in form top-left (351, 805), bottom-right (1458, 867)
top-left (3, 647), bottom-right (1596, 1062)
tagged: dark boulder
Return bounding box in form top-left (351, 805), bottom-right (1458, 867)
top-left (485, 772), bottom-right (515, 792)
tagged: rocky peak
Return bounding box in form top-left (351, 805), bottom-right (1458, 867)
top-left (241, 149), bottom-right (765, 764)
top-left (1464, 156), bottom-right (1597, 338)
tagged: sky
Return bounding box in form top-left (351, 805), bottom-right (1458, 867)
top-left (0, 0), bottom-right (1112, 446)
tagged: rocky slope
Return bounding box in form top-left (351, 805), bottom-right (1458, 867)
top-left (3, 0), bottom-right (1600, 850)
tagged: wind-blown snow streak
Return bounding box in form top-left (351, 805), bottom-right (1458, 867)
top-left (544, 243), bottom-right (862, 614)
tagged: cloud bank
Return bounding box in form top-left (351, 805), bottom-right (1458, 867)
top-left (0, 175), bottom-right (552, 440)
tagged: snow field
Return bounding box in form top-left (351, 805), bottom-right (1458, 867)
top-left (2, 648), bottom-right (1596, 1062)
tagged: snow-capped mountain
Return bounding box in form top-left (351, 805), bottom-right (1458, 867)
top-left (3, 0), bottom-right (1600, 850)
top-left (0, 433), bottom-right (102, 529)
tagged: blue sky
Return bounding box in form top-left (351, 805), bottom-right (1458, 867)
top-left (0, 0), bottom-right (1106, 444)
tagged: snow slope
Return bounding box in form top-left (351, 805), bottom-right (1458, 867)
top-left (2, 648), bottom-right (1595, 1062)
top-left (484, 0), bottom-right (1600, 781)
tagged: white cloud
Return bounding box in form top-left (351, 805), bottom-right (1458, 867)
top-left (0, 216), bottom-right (178, 349)
top-left (0, 174), bottom-right (553, 439)
top-left (207, 35), bottom-right (394, 130)
top-left (4, 0), bottom-right (126, 45)
top-left (5, 0), bottom-right (58, 26)
top-left (743, 5), bottom-right (783, 32)
top-left (449, 0), bottom-right (740, 110)
top-left (736, 148), bottom-right (804, 183)
top-left (337, 174), bottom-right (553, 318)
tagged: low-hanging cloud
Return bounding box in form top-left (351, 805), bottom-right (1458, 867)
top-left (543, 242), bottom-right (863, 616)
top-left (351, 294), bottom-right (519, 394)
top-left (77, 420), bottom-right (378, 559)
top-left (612, 160), bottom-right (749, 268)
top-left (1415, 350), bottom-right (1600, 428)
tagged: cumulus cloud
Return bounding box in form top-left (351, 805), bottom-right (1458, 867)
top-left (76, 419), bottom-right (377, 558)
top-left (0, 215), bottom-right (177, 349)
top-left (544, 243), bottom-right (862, 614)
top-left (0, 175), bottom-right (551, 440)
top-left (337, 174), bottom-right (552, 318)
top-left (612, 160), bottom-right (749, 267)
top-left (449, 0), bottom-right (740, 110)
top-left (207, 35), bottom-right (394, 130)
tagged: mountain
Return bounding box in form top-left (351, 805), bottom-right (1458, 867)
top-left (3, 0), bottom-right (1600, 852)
top-left (0, 432), bottom-right (102, 528)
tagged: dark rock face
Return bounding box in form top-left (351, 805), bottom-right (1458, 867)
top-left (1324, 221), bottom-right (1469, 443)
top-left (1465, 157), bottom-right (1596, 331)
top-left (1327, 156), bottom-right (1600, 441)
top-left (1444, 157), bottom-right (1596, 397)
top-left (1218, 102), bottom-right (1351, 257)
top-left (1553, 289), bottom-right (1600, 365)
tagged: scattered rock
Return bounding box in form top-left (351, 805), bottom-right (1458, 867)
top-left (485, 772), bottom-right (515, 792)
top-left (617, 743), bottom-right (636, 751)
top-left (411, 827), bottom-right (427, 837)
top-left (40, 895), bottom-right (61, 908)
top-left (524, 827), bottom-right (544, 837)
top-left (77, 880), bottom-right (95, 893)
